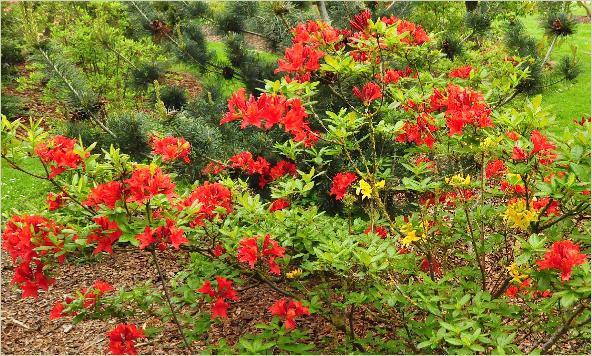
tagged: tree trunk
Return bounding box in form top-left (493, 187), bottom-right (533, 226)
top-left (316, 1), bottom-right (331, 23)
top-left (465, 0), bottom-right (478, 13)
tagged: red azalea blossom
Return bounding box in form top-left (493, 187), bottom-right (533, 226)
top-left (2, 215), bottom-right (75, 298)
top-left (270, 198), bottom-right (290, 212)
top-left (137, 219), bottom-right (188, 251)
top-left (125, 167), bottom-right (176, 204)
top-left (396, 113), bottom-right (438, 148)
top-left (449, 65), bottom-right (473, 79)
top-left (532, 197), bottom-right (560, 216)
top-left (364, 225), bottom-right (388, 239)
top-left (530, 130), bottom-right (557, 165)
top-left (213, 244), bottom-right (226, 257)
top-left (536, 240), bottom-right (587, 281)
top-left (275, 42), bottom-right (325, 78)
top-left (292, 20), bottom-right (342, 48)
top-left (485, 159), bottom-right (507, 179)
top-left (269, 298), bottom-right (311, 330)
top-left (269, 160), bottom-right (297, 180)
top-left (150, 135), bottom-right (191, 163)
top-left (511, 146), bottom-right (528, 161)
top-left (34, 135), bottom-right (88, 179)
top-left (236, 234), bottom-right (285, 275)
top-left (350, 9), bottom-right (372, 32)
top-left (420, 257), bottom-right (443, 276)
top-left (353, 82), bottom-right (382, 106)
top-left (181, 181), bottom-right (233, 227)
top-left (429, 84), bottom-right (492, 136)
top-left (220, 89), bottom-right (319, 147)
top-left (47, 192), bottom-right (65, 211)
top-left (505, 131), bottom-right (520, 141)
top-left (505, 285), bottom-right (519, 298)
top-left (330, 172), bottom-right (358, 200)
top-left (197, 276), bottom-right (239, 320)
top-left (50, 280), bottom-right (113, 320)
top-left (87, 217), bottom-right (122, 255)
top-left (107, 323), bottom-right (145, 355)
top-left (83, 181), bottom-right (124, 209)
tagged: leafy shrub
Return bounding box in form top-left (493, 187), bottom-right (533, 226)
top-left (131, 62), bottom-right (166, 89)
top-left (0, 94), bottom-right (27, 119)
top-left (158, 85), bottom-right (188, 111)
top-left (104, 111), bottom-right (153, 160)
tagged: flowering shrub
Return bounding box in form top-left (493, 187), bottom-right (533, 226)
top-left (1, 10), bottom-right (590, 355)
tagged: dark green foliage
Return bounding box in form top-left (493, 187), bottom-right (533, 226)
top-left (544, 13), bottom-right (576, 37)
top-left (132, 62), bottom-right (166, 89)
top-left (1, 94), bottom-right (27, 119)
top-left (181, 23), bottom-right (214, 71)
top-left (215, 2), bottom-right (258, 34)
top-left (440, 36), bottom-right (464, 60)
top-left (34, 46), bottom-right (101, 115)
top-left (1, 40), bottom-right (26, 78)
top-left (159, 86), bottom-right (188, 111)
top-left (65, 121), bottom-right (104, 150)
top-left (325, 1), bottom-right (366, 29)
top-left (224, 34), bottom-right (278, 94)
top-left (465, 3), bottom-right (492, 36)
top-left (558, 55), bottom-right (581, 81)
top-left (504, 19), bottom-right (543, 94)
top-left (104, 112), bottom-right (153, 160)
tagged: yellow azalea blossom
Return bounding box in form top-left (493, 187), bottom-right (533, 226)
top-left (445, 174), bottom-right (471, 187)
top-left (506, 262), bottom-right (529, 283)
top-left (356, 179), bottom-right (385, 200)
top-left (286, 268), bottom-right (303, 279)
top-left (503, 199), bottom-right (538, 230)
top-left (399, 222), bottom-right (423, 246)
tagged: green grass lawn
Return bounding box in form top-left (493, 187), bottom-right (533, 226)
top-left (521, 12), bottom-right (591, 124)
top-left (1, 159), bottom-right (51, 215)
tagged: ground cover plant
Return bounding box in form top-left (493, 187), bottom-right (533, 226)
top-left (1, 1), bottom-right (591, 355)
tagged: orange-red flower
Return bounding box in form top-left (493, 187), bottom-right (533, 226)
top-left (269, 298), bottom-right (311, 330)
top-left (197, 276), bottom-right (239, 319)
top-left (330, 172), bottom-right (358, 200)
top-left (34, 136), bottom-right (88, 179)
top-left (353, 82), bottom-right (382, 106)
top-left (150, 135), bottom-right (191, 163)
top-left (536, 240), bottom-right (587, 281)
top-left (449, 65), bottom-right (474, 79)
top-left (107, 324), bottom-right (145, 355)
top-left (125, 167), bottom-right (176, 204)
top-left (83, 181), bottom-right (124, 209)
top-left (270, 198), bottom-right (290, 212)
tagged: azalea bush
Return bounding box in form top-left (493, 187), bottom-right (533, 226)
top-left (2, 9), bottom-right (591, 355)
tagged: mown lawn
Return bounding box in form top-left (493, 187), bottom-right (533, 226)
top-left (1, 159), bottom-right (51, 214)
top-left (522, 11), bottom-right (591, 124)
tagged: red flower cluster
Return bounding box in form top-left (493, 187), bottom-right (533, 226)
top-left (2, 215), bottom-right (71, 298)
top-left (269, 298), bottom-right (311, 330)
top-left (228, 151), bottom-right (297, 188)
top-left (449, 65), bottom-right (474, 79)
top-left (396, 113), bottom-right (438, 148)
top-left (87, 217), bottom-right (122, 255)
top-left (292, 20), bottom-right (343, 48)
top-left (330, 172), bottom-right (358, 200)
top-left (236, 234), bottom-right (286, 275)
top-left (353, 82), bottom-right (382, 106)
top-left (419, 189), bottom-right (474, 208)
top-left (350, 9), bottom-right (372, 32)
top-left (270, 198), bottom-right (290, 212)
top-left (381, 15), bottom-right (429, 45)
top-left (202, 161), bottom-right (226, 175)
top-left (150, 135), bottom-right (191, 164)
top-left (511, 130), bottom-right (557, 165)
top-left (136, 219), bottom-right (188, 251)
top-left (430, 84), bottom-right (492, 136)
top-left (125, 166), bottom-right (176, 204)
top-left (220, 88), bottom-right (319, 147)
top-left (181, 181), bottom-right (233, 227)
top-left (420, 257), bottom-right (443, 277)
top-left (107, 323), bottom-right (145, 355)
top-left (47, 192), bottom-right (65, 211)
top-left (376, 67), bottom-right (414, 84)
top-left (83, 181), bottom-right (124, 209)
top-left (34, 136), bottom-right (88, 179)
top-left (197, 276), bottom-right (239, 319)
top-left (505, 279), bottom-right (552, 299)
top-left (50, 280), bottom-right (114, 320)
top-left (536, 240), bottom-right (587, 281)
top-left (275, 42), bottom-right (325, 82)
top-left (485, 159), bottom-right (507, 179)
top-left (364, 225), bottom-right (388, 239)
top-left (532, 197), bottom-right (560, 216)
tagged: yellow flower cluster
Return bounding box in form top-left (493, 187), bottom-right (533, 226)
top-left (503, 199), bottom-right (538, 230)
top-left (286, 268), bottom-right (303, 279)
top-left (356, 179), bottom-right (385, 200)
top-left (445, 174), bottom-right (471, 187)
top-left (399, 222), bottom-right (426, 247)
top-left (480, 136), bottom-right (502, 150)
top-left (506, 262), bottom-right (529, 283)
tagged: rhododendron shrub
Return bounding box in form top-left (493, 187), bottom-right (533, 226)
top-left (1, 10), bottom-right (590, 355)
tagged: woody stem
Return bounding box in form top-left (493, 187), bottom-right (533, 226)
top-left (150, 250), bottom-right (193, 353)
